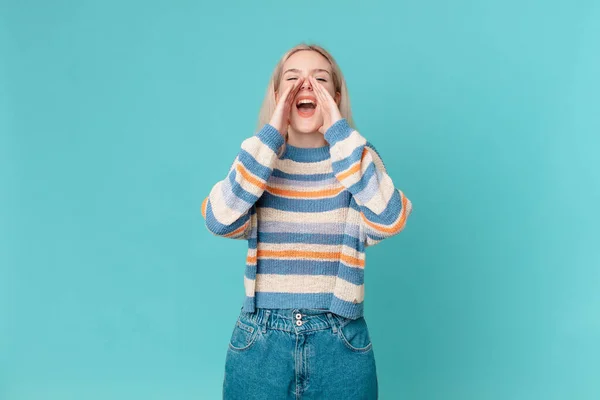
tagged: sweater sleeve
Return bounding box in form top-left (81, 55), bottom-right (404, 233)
top-left (324, 118), bottom-right (413, 247)
top-left (201, 123), bottom-right (284, 240)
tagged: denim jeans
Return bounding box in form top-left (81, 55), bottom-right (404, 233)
top-left (223, 307), bottom-right (378, 399)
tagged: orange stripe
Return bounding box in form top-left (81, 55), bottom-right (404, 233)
top-left (236, 163), bottom-right (267, 190)
top-left (361, 192), bottom-right (409, 234)
top-left (201, 197), bottom-right (208, 218)
top-left (256, 250), bottom-right (364, 268)
top-left (336, 148), bottom-right (368, 181)
top-left (247, 254), bottom-right (257, 264)
top-left (361, 147), bottom-right (369, 160)
top-left (266, 185), bottom-right (345, 198)
top-left (336, 160), bottom-right (361, 181)
top-left (340, 253), bottom-right (365, 268)
top-left (224, 219), bottom-right (250, 238)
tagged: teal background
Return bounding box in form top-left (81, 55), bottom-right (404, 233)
top-left (2, 0), bottom-right (599, 398)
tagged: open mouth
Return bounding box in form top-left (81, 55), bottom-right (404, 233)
top-left (296, 97), bottom-right (317, 118)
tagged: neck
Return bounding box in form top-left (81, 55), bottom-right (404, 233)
top-left (286, 127), bottom-right (327, 148)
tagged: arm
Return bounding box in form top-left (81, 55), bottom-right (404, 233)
top-left (201, 123), bottom-right (284, 240)
top-left (324, 118), bottom-right (413, 247)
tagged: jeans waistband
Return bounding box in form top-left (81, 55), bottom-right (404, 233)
top-left (241, 307), bottom-right (348, 334)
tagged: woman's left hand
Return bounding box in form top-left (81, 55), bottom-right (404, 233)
top-left (309, 76), bottom-right (343, 135)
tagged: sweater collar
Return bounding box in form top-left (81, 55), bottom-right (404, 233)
top-left (282, 142), bottom-right (330, 162)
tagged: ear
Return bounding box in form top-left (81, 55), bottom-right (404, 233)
top-left (335, 91), bottom-right (341, 106)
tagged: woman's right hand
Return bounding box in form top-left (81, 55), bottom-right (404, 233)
top-left (269, 77), bottom-right (305, 136)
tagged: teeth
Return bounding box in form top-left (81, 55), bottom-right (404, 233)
top-left (296, 99), bottom-right (316, 106)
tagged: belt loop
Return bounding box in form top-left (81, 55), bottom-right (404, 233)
top-left (261, 310), bottom-right (271, 334)
top-left (326, 312), bottom-right (338, 334)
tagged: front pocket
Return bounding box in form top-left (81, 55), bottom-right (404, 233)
top-left (228, 316), bottom-right (260, 352)
top-left (336, 316), bottom-right (373, 353)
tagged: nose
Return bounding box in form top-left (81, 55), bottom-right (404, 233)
top-left (300, 78), bottom-right (313, 90)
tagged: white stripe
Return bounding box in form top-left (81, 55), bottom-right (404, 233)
top-left (209, 181), bottom-right (251, 225)
top-left (258, 242), bottom-right (341, 253)
top-left (241, 135), bottom-right (278, 167)
top-left (255, 274), bottom-right (337, 293)
top-left (258, 206), bottom-right (362, 223)
top-left (330, 130), bottom-right (366, 160)
top-left (276, 157), bottom-right (332, 174)
top-left (333, 278), bottom-right (365, 303)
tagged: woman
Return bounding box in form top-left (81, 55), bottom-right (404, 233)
top-left (201, 43), bottom-right (412, 399)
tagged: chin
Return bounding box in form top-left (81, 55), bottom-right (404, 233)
top-left (290, 123), bottom-right (318, 134)
top-left (290, 114), bottom-right (322, 134)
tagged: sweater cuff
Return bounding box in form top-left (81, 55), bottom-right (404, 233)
top-left (324, 118), bottom-right (353, 146)
top-left (256, 123), bottom-right (285, 153)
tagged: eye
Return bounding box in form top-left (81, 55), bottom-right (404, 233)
top-left (286, 77), bottom-right (298, 81)
top-left (317, 78), bottom-right (327, 82)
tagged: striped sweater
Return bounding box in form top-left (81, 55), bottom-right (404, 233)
top-left (201, 118), bottom-right (412, 320)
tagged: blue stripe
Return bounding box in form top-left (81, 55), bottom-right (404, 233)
top-left (336, 264), bottom-right (365, 286)
top-left (323, 118), bottom-right (353, 145)
top-left (329, 296), bottom-right (364, 319)
top-left (204, 199), bottom-right (249, 236)
top-left (221, 174), bottom-right (253, 213)
top-left (257, 232), bottom-right (362, 251)
top-left (347, 161), bottom-right (377, 194)
top-left (348, 197), bottom-right (361, 212)
top-left (238, 149), bottom-right (273, 181)
top-left (227, 168), bottom-right (260, 204)
top-left (255, 259), bottom-right (339, 275)
top-left (272, 169), bottom-right (335, 181)
top-left (256, 123), bottom-right (285, 152)
top-left (365, 142), bottom-right (386, 168)
top-left (243, 294), bottom-right (365, 320)
top-left (258, 190), bottom-right (352, 212)
top-left (254, 292), bottom-right (334, 309)
top-left (365, 232), bottom-right (386, 241)
top-left (244, 263), bottom-right (257, 280)
top-left (331, 145), bottom-right (365, 174)
top-left (360, 189), bottom-right (403, 226)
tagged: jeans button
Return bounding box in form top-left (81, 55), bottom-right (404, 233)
top-left (295, 313), bottom-right (302, 320)
top-left (296, 320), bottom-right (303, 326)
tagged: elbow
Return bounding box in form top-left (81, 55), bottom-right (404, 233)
top-left (362, 191), bottom-right (412, 244)
top-left (203, 207), bottom-right (251, 239)
top-left (204, 217), bottom-right (227, 236)
top-left (207, 218), bottom-right (250, 239)
top-left (201, 196), bottom-right (231, 237)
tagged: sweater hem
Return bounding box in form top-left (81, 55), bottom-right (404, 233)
top-left (242, 294), bottom-right (364, 320)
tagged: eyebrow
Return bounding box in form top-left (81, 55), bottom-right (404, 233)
top-left (283, 68), bottom-right (331, 76)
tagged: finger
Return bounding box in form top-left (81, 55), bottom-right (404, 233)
top-left (286, 77), bottom-right (303, 106)
top-left (279, 83), bottom-right (294, 107)
top-left (290, 77), bottom-right (306, 110)
top-left (278, 81), bottom-right (298, 114)
top-left (293, 77), bottom-right (305, 98)
top-left (313, 76), bottom-right (328, 105)
top-left (314, 77), bottom-right (333, 103)
top-left (309, 76), bottom-right (319, 94)
top-left (311, 77), bottom-right (326, 108)
top-left (315, 97), bottom-right (325, 117)
top-left (309, 76), bottom-right (320, 102)
top-left (288, 78), bottom-right (299, 96)
top-left (315, 99), bottom-right (323, 116)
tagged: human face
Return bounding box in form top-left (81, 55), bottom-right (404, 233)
top-left (276, 50), bottom-right (341, 135)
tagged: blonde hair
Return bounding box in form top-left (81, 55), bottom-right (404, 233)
top-left (256, 43), bottom-right (356, 157)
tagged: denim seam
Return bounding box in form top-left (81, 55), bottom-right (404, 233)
top-left (228, 324), bottom-right (259, 352)
top-left (337, 317), bottom-right (373, 353)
